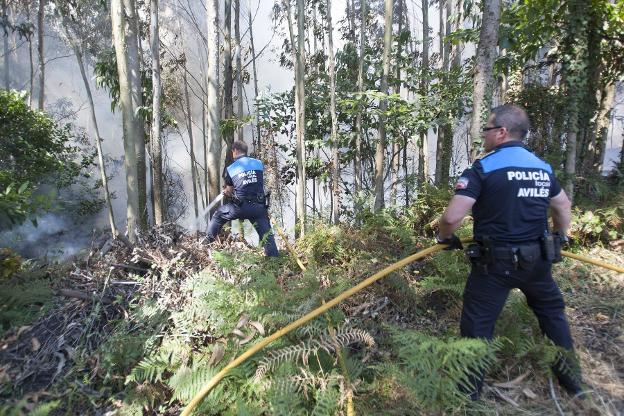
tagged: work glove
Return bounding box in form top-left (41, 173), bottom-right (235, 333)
top-left (552, 232), bottom-right (569, 263)
top-left (436, 234), bottom-right (463, 251)
top-left (553, 232), bottom-right (571, 248)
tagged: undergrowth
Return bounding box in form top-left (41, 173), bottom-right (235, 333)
top-left (1, 191), bottom-right (622, 414)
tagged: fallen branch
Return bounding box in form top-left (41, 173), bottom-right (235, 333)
top-left (111, 263), bottom-right (149, 273)
top-left (548, 377), bottom-right (565, 416)
top-left (58, 289), bottom-right (113, 305)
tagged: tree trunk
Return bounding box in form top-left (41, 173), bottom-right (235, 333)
top-left (201, 93), bottom-right (208, 207)
top-left (327, 0), bottom-right (339, 224)
top-left (296, 0), bottom-right (306, 235)
top-left (37, 0), bottom-right (45, 110)
top-left (235, 0), bottom-right (244, 141)
top-left (595, 82), bottom-right (616, 174)
top-left (206, 0), bottom-right (221, 204)
top-left (26, 2), bottom-right (34, 106)
top-left (418, 0), bottom-right (429, 183)
top-left (285, 0), bottom-right (307, 236)
top-left (122, 0), bottom-right (147, 229)
top-left (150, 0), bottom-right (164, 225)
top-left (60, 18), bottom-right (119, 241)
top-left (433, 0), bottom-right (445, 184)
top-left (182, 54), bottom-right (199, 228)
top-left (248, 0), bottom-right (261, 153)
top-left (390, 0), bottom-right (404, 206)
top-left (469, 0), bottom-right (501, 161)
top-left (111, 0), bottom-right (140, 242)
top-left (434, 0), bottom-right (456, 187)
top-left (2, 0), bottom-right (8, 89)
top-left (374, 0), bottom-right (393, 212)
top-left (223, 0), bottom-right (234, 166)
top-left (354, 0), bottom-right (365, 207)
top-left (562, 0), bottom-right (589, 202)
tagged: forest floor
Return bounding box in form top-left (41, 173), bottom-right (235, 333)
top-left (0, 215), bottom-right (623, 415)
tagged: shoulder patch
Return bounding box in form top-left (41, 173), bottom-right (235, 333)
top-left (455, 177), bottom-right (469, 190)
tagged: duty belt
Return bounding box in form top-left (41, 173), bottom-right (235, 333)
top-left (465, 241), bottom-right (544, 271)
top-left (234, 195), bottom-right (265, 205)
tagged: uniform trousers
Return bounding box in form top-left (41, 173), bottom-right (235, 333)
top-left (207, 201), bottom-right (279, 257)
top-left (460, 246), bottom-right (581, 399)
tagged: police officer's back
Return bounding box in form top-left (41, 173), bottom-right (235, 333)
top-left (207, 140), bottom-right (279, 257)
top-left (436, 105), bottom-right (582, 399)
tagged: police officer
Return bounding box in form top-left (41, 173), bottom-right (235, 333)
top-left (207, 140), bottom-right (279, 257)
top-left (436, 105), bottom-right (582, 399)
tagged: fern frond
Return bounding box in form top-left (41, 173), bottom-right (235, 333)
top-left (126, 351), bottom-right (172, 384)
top-left (168, 364), bottom-right (218, 402)
top-left (419, 276), bottom-right (465, 297)
top-left (387, 327), bottom-right (502, 413)
top-left (267, 378), bottom-right (307, 416)
top-left (311, 378), bottom-right (341, 416)
top-left (254, 328), bottom-right (375, 381)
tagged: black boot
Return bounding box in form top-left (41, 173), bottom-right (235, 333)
top-left (552, 352), bottom-right (583, 396)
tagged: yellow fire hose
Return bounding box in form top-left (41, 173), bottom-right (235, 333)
top-left (560, 250), bottom-right (624, 273)
top-left (269, 217), bottom-right (307, 272)
top-left (181, 240), bottom-right (623, 415)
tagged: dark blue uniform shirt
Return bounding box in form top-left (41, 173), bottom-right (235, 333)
top-left (224, 156), bottom-right (266, 200)
top-left (455, 141), bottom-right (562, 243)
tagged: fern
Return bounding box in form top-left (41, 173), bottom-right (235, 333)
top-left (255, 327), bottom-right (375, 381)
top-left (0, 400), bottom-right (59, 416)
top-left (418, 275), bottom-right (465, 297)
top-left (0, 280), bottom-right (53, 333)
top-left (386, 327), bottom-right (502, 412)
top-left (126, 351), bottom-right (172, 383)
top-left (168, 363), bottom-right (218, 403)
top-left (311, 378), bottom-right (341, 416)
top-left (267, 378), bottom-right (307, 416)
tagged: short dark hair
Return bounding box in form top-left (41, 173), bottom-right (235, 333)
top-left (490, 104), bottom-right (530, 139)
top-left (232, 140), bottom-right (248, 154)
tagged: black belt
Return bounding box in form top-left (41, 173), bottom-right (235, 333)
top-left (466, 242), bottom-right (542, 267)
top-left (234, 195), bottom-right (265, 205)
top-left (490, 243), bottom-right (540, 260)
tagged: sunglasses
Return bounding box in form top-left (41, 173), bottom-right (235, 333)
top-left (482, 125), bottom-right (503, 132)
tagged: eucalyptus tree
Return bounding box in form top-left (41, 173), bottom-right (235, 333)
top-left (37, 0), bottom-right (44, 109)
top-left (182, 51), bottom-right (199, 227)
top-left (110, 0), bottom-right (141, 242)
top-left (2, 0), bottom-right (8, 89)
top-left (122, 0), bottom-right (147, 229)
top-left (55, 2), bottom-right (122, 244)
top-left (205, 0), bottom-right (221, 202)
top-left (283, 0), bottom-right (307, 235)
top-left (354, 0), bottom-right (365, 205)
top-left (374, 0), bottom-right (393, 212)
top-left (418, 0), bottom-right (429, 183)
top-left (295, 0), bottom-right (306, 234)
top-left (248, 0), bottom-right (261, 152)
top-left (234, 0), bottom-right (243, 141)
top-left (434, 0), bottom-right (462, 187)
top-left (327, 0), bottom-right (339, 224)
top-left (469, 0), bottom-right (501, 161)
top-left (151, 0), bottom-right (164, 225)
top-left (223, 0), bottom-right (234, 166)
top-left (390, 0), bottom-right (404, 206)
top-left (561, 0), bottom-right (588, 202)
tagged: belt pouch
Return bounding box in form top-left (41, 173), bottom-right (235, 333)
top-left (518, 245), bottom-right (540, 269)
top-left (552, 235), bottom-right (563, 263)
top-left (540, 234), bottom-right (555, 262)
top-left (465, 244), bottom-right (482, 265)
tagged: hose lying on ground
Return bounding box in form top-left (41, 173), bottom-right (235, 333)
top-left (181, 239), bottom-right (623, 415)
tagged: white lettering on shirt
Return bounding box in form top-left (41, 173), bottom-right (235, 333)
top-left (517, 187), bottom-right (550, 197)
